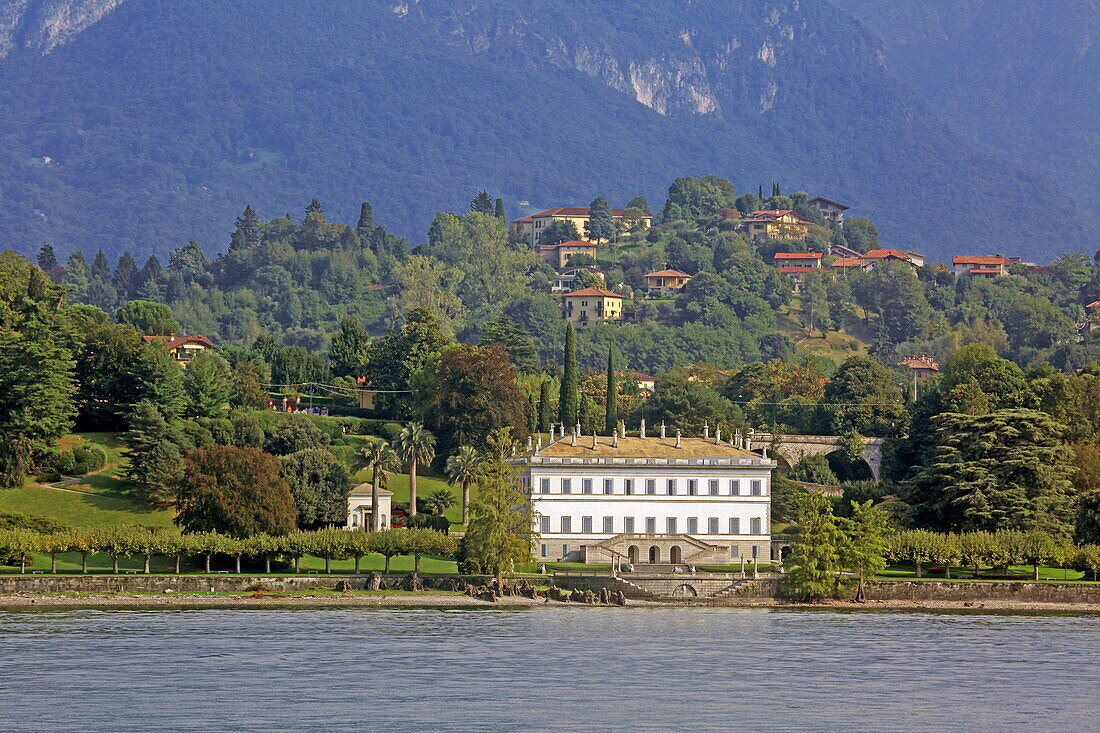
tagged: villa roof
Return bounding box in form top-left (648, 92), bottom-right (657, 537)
top-left (1087, 301), bottom-right (1100, 309)
top-left (564, 287), bottom-right (625, 299)
top-left (861, 249), bottom-right (914, 260)
top-left (830, 258), bottom-right (862, 268)
top-left (526, 207), bottom-right (651, 219)
top-left (899, 356), bottom-right (940, 371)
top-left (773, 252), bottom-right (822, 260)
top-left (645, 269), bottom-right (692, 278)
top-left (808, 196), bottom-right (850, 210)
top-left (349, 482), bottom-right (393, 497)
top-left (512, 216), bottom-right (533, 223)
top-left (950, 255), bottom-right (1007, 264)
top-left (532, 436), bottom-right (765, 460)
top-left (555, 240), bottom-right (597, 248)
top-left (778, 266), bottom-right (817, 274)
top-left (143, 334), bottom-right (215, 350)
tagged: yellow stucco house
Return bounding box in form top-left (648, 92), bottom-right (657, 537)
top-left (537, 240), bottom-right (598, 269)
top-left (644, 269), bottom-right (692, 295)
top-left (512, 206), bottom-right (653, 246)
top-left (741, 209), bottom-right (812, 241)
top-left (142, 334), bottom-right (216, 367)
top-left (562, 287), bottom-right (625, 327)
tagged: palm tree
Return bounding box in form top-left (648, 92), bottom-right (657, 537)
top-left (446, 445), bottom-right (484, 525)
top-left (362, 439), bottom-right (399, 531)
top-left (394, 423), bottom-right (435, 517)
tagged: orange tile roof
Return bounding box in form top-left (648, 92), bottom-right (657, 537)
top-left (1087, 301), bottom-right (1100, 309)
top-left (899, 356), bottom-right (940, 371)
top-left (512, 216), bottom-right (533, 223)
top-left (645, 269), bottom-right (692, 278)
top-left (528, 207), bottom-right (651, 219)
top-left (774, 252), bottom-right (822, 259)
top-left (862, 249), bottom-right (913, 260)
top-left (830, 258), bottom-right (862, 267)
top-left (778, 266), bottom-right (817, 274)
top-left (555, 240), bottom-right (597, 248)
top-left (564, 287), bottom-right (626, 299)
top-left (953, 255), bottom-right (1010, 265)
top-left (143, 334), bottom-right (216, 350)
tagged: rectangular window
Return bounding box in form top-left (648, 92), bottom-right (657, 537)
top-left (667, 479), bottom-right (677, 495)
top-left (708, 517), bottom-right (719, 534)
top-left (751, 480), bottom-right (762, 496)
top-left (667, 517), bottom-right (678, 534)
top-left (582, 478), bottom-right (593, 494)
top-left (729, 517), bottom-right (741, 535)
top-left (539, 516), bottom-right (550, 534)
top-left (731, 545), bottom-right (740, 558)
top-left (645, 479), bottom-right (656, 495)
top-left (563, 544), bottom-right (570, 557)
top-left (730, 480), bottom-right (740, 496)
top-left (709, 480), bottom-right (719, 496)
top-left (602, 516), bottom-right (614, 533)
top-left (562, 478), bottom-right (572, 495)
top-left (603, 478), bottom-right (614, 495)
top-left (645, 517), bottom-right (656, 534)
top-left (540, 478), bottom-right (550, 494)
top-left (688, 479), bottom-right (698, 496)
top-left (687, 517), bottom-right (698, 534)
top-left (751, 545), bottom-right (760, 559)
top-left (750, 517), bottom-right (762, 535)
top-left (561, 516), bottom-right (572, 533)
top-left (624, 479), bottom-right (635, 496)
top-left (540, 544), bottom-right (548, 557)
top-left (624, 517), bottom-right (635, 534)
top-left (582, 516), bottom-right (593, 533)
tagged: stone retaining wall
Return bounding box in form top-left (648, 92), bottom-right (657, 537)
top-left (866, 579), bottom-right (1100, 604)
top-left (0, 574), bottom-right (492, 594)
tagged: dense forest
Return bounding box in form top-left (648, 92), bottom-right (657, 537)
top-left (4, 172), bottom-right (1100, 548)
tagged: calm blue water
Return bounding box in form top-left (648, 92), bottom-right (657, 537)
top-left (0, 606), bottom-right (1097, 732)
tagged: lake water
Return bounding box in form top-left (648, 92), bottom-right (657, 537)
top-left (1, 606), bottom-right (1097, 732)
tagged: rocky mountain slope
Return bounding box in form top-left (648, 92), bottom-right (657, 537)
top-left (0, 0), bottom-right (123, 58)
top-left (0, 0), bottom-right (1094, 261)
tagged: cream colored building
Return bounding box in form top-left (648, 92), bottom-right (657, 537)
top-left (345, 482), bottom-right (393, 530)
top-left (537, 240), bottom-right (598, 269)
top-left (516, 434), bottom-right (775, 565)
top-left (142, 334), bottom-right (216, 367)
top-left (562, 287), bottom-right (625, 326)
top-left (741, 210), bottom-right (812, 241)
top-left (512, 206), bottom-right (653, 246)
top-left (644, 269), bottom-right (693, 295)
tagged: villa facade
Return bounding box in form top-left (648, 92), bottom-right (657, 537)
top-left (515, 434), bottom-right (774, 565)
top-left (345, 482), bottom-right (393, 530)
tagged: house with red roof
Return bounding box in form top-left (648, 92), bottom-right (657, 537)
top-left (143, 334), bottom-right (216, 367)
top-left (829, 257), bottom-right (863, 271)
top-left (773, 252), bottom-right (823, 268)
top-left (860, 249), bottom-right (925, 271)
top-left (536, 240), bottom-right (598, 269)
top-left (741, 209), bottom-right (813, 241)
top-left (952, 255), bottom-right (1011, 277)
top-left (512, 206), bottom-right (653, 246)
top-left (644, 269), bottom-right (693, 295)
top-left (562, 287), bottom-right (626, 327)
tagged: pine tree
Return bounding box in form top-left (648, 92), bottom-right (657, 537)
top-left (112, 253), bottom-right (138, 299)
top-left (479, 316), bottom-right (538, 373)
top-left (65, 251), bottom-right (89, 298)
top-left (585, 197), bottom-right (616, 243)
top-left (558, 323), bottom-right (578, 426)
top-left (90, 250), bottom-right (111, 280)
top-left (182, 352), bottom-right (231, 419)
top-left (230, 205), bottom-right (261, 250)
top-left (37, 244), bottom-right (58, 272)
top-left (356, 201), bottom-right (377, 239)
top-left (470, 190), bottom-right (494, 215)
top-left (329, 317), bottom-right (370, 377)
top-left (604, 346), bottom-right (617, 435)
top-left (494, 197), bottom-right (506, 220)
top-left (305, 198), bottom-right (324, 216)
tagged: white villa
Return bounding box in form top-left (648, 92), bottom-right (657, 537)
top-left (515, 428), bottom-right (774, 567)
top-left (345, 481), bottom-right (393, 530)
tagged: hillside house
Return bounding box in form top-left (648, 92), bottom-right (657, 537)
top-left (516, 433), bottom-right (775, 565)
top-left (562, 287), bottom-right (625, 327)
top-left (773, 252), bottom-right (823, 268)
top-left (537, 240), bottom-right (598, 269)
top-left (808, 196), bottom-right (850, 222)
top-left (742, 210), bottom-right (812, 241)
top-left (777, 265), bottom-right (817, 293)
top-left (143, 334), bottom-right (215, 366)
top-left (899, 355), bottom-right (940, 379)
top-left (829, 257), bottom-right (863, 271)
top-left (512, 207), bottom-right (653, 246)
top-left (860, 249), bottom-right (924, 271)
top-left (953, 255), bottom-right (1011, 277)
top-left (644, 269), bottom-right (692, 295)
top-left (552, 267), bottom-right (604, 293)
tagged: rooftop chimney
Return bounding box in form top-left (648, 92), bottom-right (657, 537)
top-left (640, 419), bottom-right (646, 439)
top-left (613, 432), bottom-right (619, 447)
top-left (536, 435), bottom-right (543, 452)
top-left (571, 432), bottom-right (577, 447)
top-left (661, 422), bottom-right (667, 439)
top-left (526, 436), bottom-right (533, 451)
top-left (593, 432), bottom-right (598, 448)
top-left (549, 425), bottom-right (556, 442)
top-left (675, 430), bottom-right (682, 449)
top-left (703, 420), bottom-right (710, 439)
top-left (715, 425), bottom-right (721, 444)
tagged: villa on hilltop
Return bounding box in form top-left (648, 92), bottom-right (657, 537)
top-left (562, 287), bottom-right (625, 327)
top-left (512, 206), bottom-right (653, 246)
top-left (142, 334), bottom-right (216, 366)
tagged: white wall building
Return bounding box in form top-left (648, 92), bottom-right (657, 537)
top-left (515, 434), bottom-right (774, 565)
top-left (345, 482), bottom-right (393, 530)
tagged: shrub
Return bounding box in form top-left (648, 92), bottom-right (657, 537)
top-left (406, 513), bottom-right (450, 534)
top-left (71, 445), bottom-right (107, 474)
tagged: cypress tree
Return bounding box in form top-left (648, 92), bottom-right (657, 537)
top-left (558, 324), bottom-right (578, 426)
top-left (604, 346), bottom-right (617, 435)
top-left (230, 205), bottom-right (261, 250)
top-left (537, 379), bottom-right (550, 433)
top-left (494, 197), bottom-right (506, 220)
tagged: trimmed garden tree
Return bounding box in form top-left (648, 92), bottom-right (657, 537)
top-left (782, 492), bottom-right (845, 602)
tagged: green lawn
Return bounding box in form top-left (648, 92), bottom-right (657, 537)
top-left (878, 564), bottom-right (1088, 581)
top-left (0, 485), bottom-right (177, 529)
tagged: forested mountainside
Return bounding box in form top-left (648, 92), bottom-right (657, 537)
top-left (834, 0), bottom-right (1100, 211)
top-left (0, 0), bottom-right (1093, 261)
